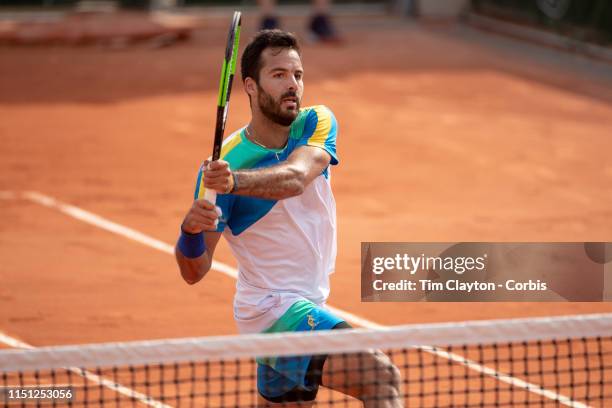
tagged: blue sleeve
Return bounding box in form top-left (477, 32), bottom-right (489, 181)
top-left (298, 106), bottom-right (339, 165)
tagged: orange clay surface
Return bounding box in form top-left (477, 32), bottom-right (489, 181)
top-left (1, 14), bottom-right (611, 347)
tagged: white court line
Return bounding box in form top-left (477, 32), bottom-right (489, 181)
top-left (0, 330), bottom-right (171, 408)
top-left (0, 190), bottom-right (590, 408)
top-left (21, 191), bottom-right (238, 279)
top-left (0, 331), bottom-right (32, 349)
top-left (0, 190), bottom-right (17, 200)
top-left (419, 346), bottom-right (590, 408)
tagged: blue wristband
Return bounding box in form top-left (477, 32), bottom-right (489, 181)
top-left (177, 228), bottom-right (206, 258)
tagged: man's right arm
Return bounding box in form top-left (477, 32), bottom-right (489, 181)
top-left (175, 199), bottom-right (223, 285)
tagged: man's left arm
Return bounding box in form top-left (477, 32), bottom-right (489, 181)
top-left (203, 146), bottom-right (331, 200)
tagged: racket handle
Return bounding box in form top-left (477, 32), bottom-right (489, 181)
top-left (204, 189), bottom-right (217, 205)
top-left (204, 188), bottom-right (219, 229)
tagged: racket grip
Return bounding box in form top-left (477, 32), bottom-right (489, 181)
top-left (204, 189), bottom-right (219, 229)
top-left (204, 189), bottom-right (217, 205)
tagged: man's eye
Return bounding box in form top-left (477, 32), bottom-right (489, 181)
top-left (274, 73), bottom-right (283, 78)
top-left (295, 74), bottom-right (302, 80)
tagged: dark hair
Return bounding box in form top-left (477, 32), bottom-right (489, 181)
top-left (241, 30), bottom-right (301, 83)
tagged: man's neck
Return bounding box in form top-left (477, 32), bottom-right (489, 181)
top-left (247, 114), bottom-right (291, 150)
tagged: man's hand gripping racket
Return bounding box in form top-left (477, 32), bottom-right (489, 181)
top-left (203, 11), bottom-right (241, 224)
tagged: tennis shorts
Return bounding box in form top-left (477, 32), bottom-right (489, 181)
top-left (257, 300), bottom-right (351, 402)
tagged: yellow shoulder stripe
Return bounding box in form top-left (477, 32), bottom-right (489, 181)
top-left (307, 106), bottom-right (331, 148)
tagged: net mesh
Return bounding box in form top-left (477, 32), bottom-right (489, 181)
top-left (1, 313), bottom-right (611, 407)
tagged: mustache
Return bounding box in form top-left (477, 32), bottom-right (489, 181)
top-left (280, 91), bottom-right (298, 100)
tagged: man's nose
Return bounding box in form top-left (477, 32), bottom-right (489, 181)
top-left (286, 75), bottom-right (298, 91)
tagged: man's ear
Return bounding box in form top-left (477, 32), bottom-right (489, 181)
top-left (244, 77), bottom-right (257, 98)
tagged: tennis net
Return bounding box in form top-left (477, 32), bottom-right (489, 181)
top-left (1, 313), bottom-right (610, 407)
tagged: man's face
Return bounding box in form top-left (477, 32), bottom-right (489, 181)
top-left (254, 47), bottom-right (304, 127)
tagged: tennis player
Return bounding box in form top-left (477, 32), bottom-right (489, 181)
top-left (175, 30), bottom-right (402, 407)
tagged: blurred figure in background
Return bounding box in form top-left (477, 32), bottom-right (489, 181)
top-left (258, 0), bottom-right (341, 43)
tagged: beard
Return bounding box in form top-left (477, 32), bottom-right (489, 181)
top-left (257, 84), bottom-right (300, 127)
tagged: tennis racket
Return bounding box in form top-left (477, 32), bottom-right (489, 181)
top-left (204, 11), bottom-right (242, 205)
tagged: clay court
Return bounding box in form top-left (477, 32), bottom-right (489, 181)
top-left (0, 8), bottom-right (611, 406)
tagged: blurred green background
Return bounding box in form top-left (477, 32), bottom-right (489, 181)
top-left (0, 0), bottom-right (609, 44)
top-left (472, 0), bottom-right (612, 44)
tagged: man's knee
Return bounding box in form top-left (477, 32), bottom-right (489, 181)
top-left (360, 351), bottom-right (401, 401)
top-left (322, 350), bottom-right (402, 406)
